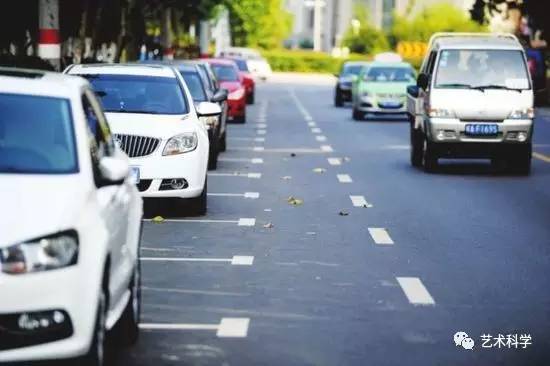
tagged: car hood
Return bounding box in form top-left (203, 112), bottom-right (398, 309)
top-left (431, 89), bottom-right (533, 120)
top-left (105, 112), bottom-right (200, 138)
top-left (220, 81), bottom-right (242, 92)
top-left (0, 175), bottom-right (87, 247)
top-left (361, 82), bottom-right (412, 95)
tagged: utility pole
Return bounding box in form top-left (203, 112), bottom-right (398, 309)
top-left (38, 0), bottom-right (60, 69)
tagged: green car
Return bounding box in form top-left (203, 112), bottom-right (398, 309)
top-left (351, 61), bottom-right (416, 121)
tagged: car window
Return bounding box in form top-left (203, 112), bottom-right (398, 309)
top-left (0, 93), bottom-right (78, 174)
top-left (342, 65), bottom-right (363, 76)
top-left (233, 59), bottom-right (249, 72)
top-left (211, 64), bottom-right (239, 82)
top-left (435, 49), bottom-right (530, 90)
top-left (79, 74), bottom-right (188, 115)
top-left (180, 71), bottom-right (208, 102)
top-left (365, 67), bottom-right (415, 82)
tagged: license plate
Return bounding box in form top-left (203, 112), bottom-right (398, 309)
top-left (129, 167), bottom-right (140, 184)
top-left (379, 100), bottom-right (401, 108)
top-left (465, 124), bottom-right (499, 136)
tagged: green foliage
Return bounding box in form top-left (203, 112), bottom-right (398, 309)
top-left (224, 0), bottom-right (292, 49)
top-left (261, 49), bottom-right (366, 74)
top-left (341, 4), bottom-right (389, 55)
top-left (391, 3), bottom-right (486, 43)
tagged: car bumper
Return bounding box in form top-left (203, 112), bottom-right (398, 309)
top-left (0, 266), bottom-right (102, 362)
top-left (227, 97), bottom-right (246, 119)
top-left (356, 99), bottom-right (406, 114)
top-left (426, 118), bottom-right (533, 144)
top-left (338, 87), bottom-right (352, 101)
top-left (130, 147), bottom-right (207, 199)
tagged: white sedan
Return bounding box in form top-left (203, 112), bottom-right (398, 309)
top-left (0, 68), bottom-right (143, 365)
top-left (66, 63), bottom-right (218, 215)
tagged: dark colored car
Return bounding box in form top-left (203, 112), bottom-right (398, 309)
top-left (526, 48), bottom-right (548, 105)
top-left (174, 62), bottom-right (228, 170)
top-left (334, 61), bottom-right (369, 107)
top-left (227, 57), bottom-right (255, 105)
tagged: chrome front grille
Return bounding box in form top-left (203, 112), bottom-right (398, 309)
top-left (113, 134), bottom-right (160, 158)
top-left (377, 93), bottom-right (405, 99)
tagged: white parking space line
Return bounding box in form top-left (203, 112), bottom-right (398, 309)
top-left (140, 317), bottom-right (250, 338)
top-left (238, 218), bottom-right (256, 226)
top-left (327, 158), bottom-right (342, 165)
top-left (208, 192), bottom-right (260, 199)
top-left (320, 145), bottom-right (333, 152)
top-left (396, 277), bottom-right (435, 305)
top-left (311, 127), bottom-right (322, 134)
top-left (316, 135), bottom-right (327, 142)
top-left (229, 146), bottom-right (265, 152)
top-left (368, 228), bottom-right (393, 244)
top-left (208, 172), bottom-right (262, 179)
top-left (257, 129), bottom-right (267, 135)
top-left (337, 174), bottom-right (352, 183)
top-left (228, 137), bottom-right (265, 142)
top-left (218, 157), bottom-right (263, 164)
top-left (140, 255), bottom-right (254, 266)
top-left (350, 195), bottom-right (373, 208)
top-left (256, 123), bottom-right (267, 128)
top-left (308, 121), bottom-right (317, 127)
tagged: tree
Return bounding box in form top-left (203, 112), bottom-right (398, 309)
top-left (341, 4), bottom-right (389, 54)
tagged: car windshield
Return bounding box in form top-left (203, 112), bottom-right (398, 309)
top-left (80, 74), bottom-right (188, 114)
top-left (435, 49), bottom-right (530, 90)
top-left (180, 71), bottom-right (207, 102)
top-left (342, 65), bottom-right (363, 76)
top-left (365, 67), bottom-right (415, 82)
top-left (211, 64), bottom-right (239, 82)
top-left (0, 93), bottom-right (77, 174)
top-left (233, 59), bottom-right (249, 72)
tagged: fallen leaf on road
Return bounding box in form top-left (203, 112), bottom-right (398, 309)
top-left (312, 168), bottom-right (326, 173)
top-left (152, 215), bottom-right (164, 223)
top-left (287, 196), bottom-right (304, 206)
top-left (306, 231), bottom-right (316, 235)
top-left (263, 222), bottom-right (274, 228)
top-left (338, 211), bottom-right (349, 216)
top-left (290, 153), bottom-right (296, 157)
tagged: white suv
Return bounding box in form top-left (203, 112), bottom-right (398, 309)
top-left (66, 64), bottom-right (219, 215)
top-left (0, 68), bottom-right (143, 365)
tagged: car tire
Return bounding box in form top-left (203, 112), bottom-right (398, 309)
top-left (208, 134), bottom-right (219, 170)
top-left (117, 261), bottom-right (141, 347)
top-left (335, 89), bottom-right (343, 107)
top-left (423, 139), bottom-right (438, 173)
top-left (79, 278), bottom-right (108, 366)
top-left (352, 108), bottom-right (363, 121)
top-left (247, 90), bottom-right (255, 105)
top-left (235, 111), bottom-right (246, 124)
top-left (219, 131), bottom-right (227, 152)
top-left (410, 127), bottom-right (423, 167)
top-left (189, 177), bottom-right (207, 216)
top-left (508, 145), bottom-right (532, 176)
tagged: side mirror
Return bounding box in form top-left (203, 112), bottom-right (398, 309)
top-left (407, 85), bottom-right (419, 98)
top-left (196, 101), bottom-right (222, 116)
top-left (417, 73), bottom-right (429, 90)
top-left (211, 89), bottom-right (228, 103)
top-left (99, 156), bottom-right (129, 185)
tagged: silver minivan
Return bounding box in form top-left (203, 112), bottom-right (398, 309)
top-left (407, 33), bottom-right (534, 174)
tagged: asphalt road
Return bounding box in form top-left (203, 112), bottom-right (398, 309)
top-left (117, 74), bottom-right (550, 366)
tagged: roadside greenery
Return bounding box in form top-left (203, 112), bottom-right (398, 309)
top-left (262, 49), bottom-right (366, 74)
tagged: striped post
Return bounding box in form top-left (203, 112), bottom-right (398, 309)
top-left (38, 0), bottom-right (60, 68)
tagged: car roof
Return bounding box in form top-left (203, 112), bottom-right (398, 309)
top-left (204, 58), bottom-right (238, 66)
top-left (0, 67), bottom-right (88, 98)
top-left (434, 36), bottom-right (523, 51)
top-left (67, 63), bottom-right (178, 78)
top-left (367, 61), bottom-right (413, 68)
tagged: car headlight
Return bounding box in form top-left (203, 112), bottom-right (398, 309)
top-left (162, 132), bottom-right (198, 156)
top-left (429, 108), bottom-right (456, 118)
top-left (199, 116), bottom-right (218, 130)
top-left (0, 230), bottom-right (78, 274)
top-left (228, 88), bottom-right (245, 100)
top-left (508, 108), bottom-right (534, 119)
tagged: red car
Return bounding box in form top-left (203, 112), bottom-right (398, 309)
top-left (206, 58), bottom-right (247, 123)
top-left (227, 57), bottom-right (255, 104)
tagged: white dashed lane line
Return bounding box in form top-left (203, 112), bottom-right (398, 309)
top-left (140, 255), bottom-right (254, 265)
top-left (350, 195), bottom-right (373, 208)
top-left (337, 174), bottom-right (352, 183)
top-left (315, 135), bottom-right (327, 142)
top-left (327, 157), bottom-right (342, 165)
top-left (368, 228), bottom-right (393, 244)
top-left (396, 277), bottom-right (436, 305)
top-left (308, 121), bottom-right (317, 127)
top-left (208, 172), bottom-right (262, 179)
top-left (139, 318), bottom-right (250, 338)
top-left (320, 145), bottom-right (333, 152)
top-left (311, 127), bottom-right (322, 134)
top-left (208, 192), bottom-right (260, 199)
top-left (257, 129), bottom-right (267, 135)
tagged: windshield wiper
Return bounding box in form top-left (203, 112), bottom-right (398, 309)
top-left (472, 85), bottom-right (522, 93)
top-left (105, 109), bottom-right (160, 114)
top-left (437, 83), bottom-right (473, 89)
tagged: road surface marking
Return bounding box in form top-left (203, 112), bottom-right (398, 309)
top-left (256, 123), bottom-right (267, 128)
top-left (260, 148), bottom-right (327, 154)
top-left (396, 277), bottom-right (435, 305)
top-left (311, 127), bottom-right (322, 134)
top-left (368, 228), bottom-right (393, 244)
top-left (253, 146), bottom-right (265, 151)
top-left (228, 137), bottom-right (265, 142)
top-left (328, 158), bottom-right (342, 165)
top-left (140, 255), bottom-right (254, 266)
top-left (140, 317), bottom-right (250, 338)
top-left (533, 152), bottom-right (550, 163)
top-left (143, 218), bottom-right (239, 224)
top-left (337, 174), bottom-right (352, 183)
top-left (218, 157), bottom-right (263, 164)
top-left (217, 318), bottom-right (250, 338)
top-left (316, 135), bottom-right (327, 142)
top-left (308, 121), bottom-right (317, 127)
top-left (304, 115), bottom-right (313, 122)
top-left (229, 146), bottom-right (264, 152)
top-left (238, 218), bottom-right (256, 226)
top-left (257, 129), bottom-right (266, 135)
top-left (320, 145), bottom-right (333, 152)
top-left (208, 192), bottom-right (260, 199)
top-left (251, 158), bottom-right (264, 164)
top-left (350, 195), bottom-right (373, 208)
top-left (208, 172), bottom-right (262, 179)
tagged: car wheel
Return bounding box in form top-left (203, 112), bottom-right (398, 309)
top-left (423, 139), bottom-right (438, 173)
top-left (219, 131), bottom-right (227, 152)
top-left (410, 127), bottom-right (424, 167)
top-left (508, 145), bottom-right (532, 176)
top-left (247, 90), bottom-right (255, 105)
top-left (117, 261), bottom-right (141, 346)
top-left (352, 108), bottom-right (363, 121)
top-left (80, 282), bottom-right (108, 366)
top-left (189, 177), bottom-right (207, 216)
top-left (235, 111), bottom-right (246, 124)
top-left (335, 90), bottom-right (343, 107)
top-left (208, 132), bottom-right (219, 170)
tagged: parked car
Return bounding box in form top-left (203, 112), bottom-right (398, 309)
top-left (526, 48), bottom-right (548, 105)
top-left (352, 61), bottom-right (416, 120)
top-left (335, 61), bottom-right (369, 107)
top-left (206, 58), bottom-right (247, 123)
top-left (407, 33), bottom-right (534, 174)
top-left (66, 63), bottom-right (218, 214)
top-left (0, 68), bottom-right (143, 365)
top-left (217, 48), bottom-right (273, 81)
top-left (227, 57), bottom-right (255, 104)
top-left (172, 62), bottom-right (228, 170)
